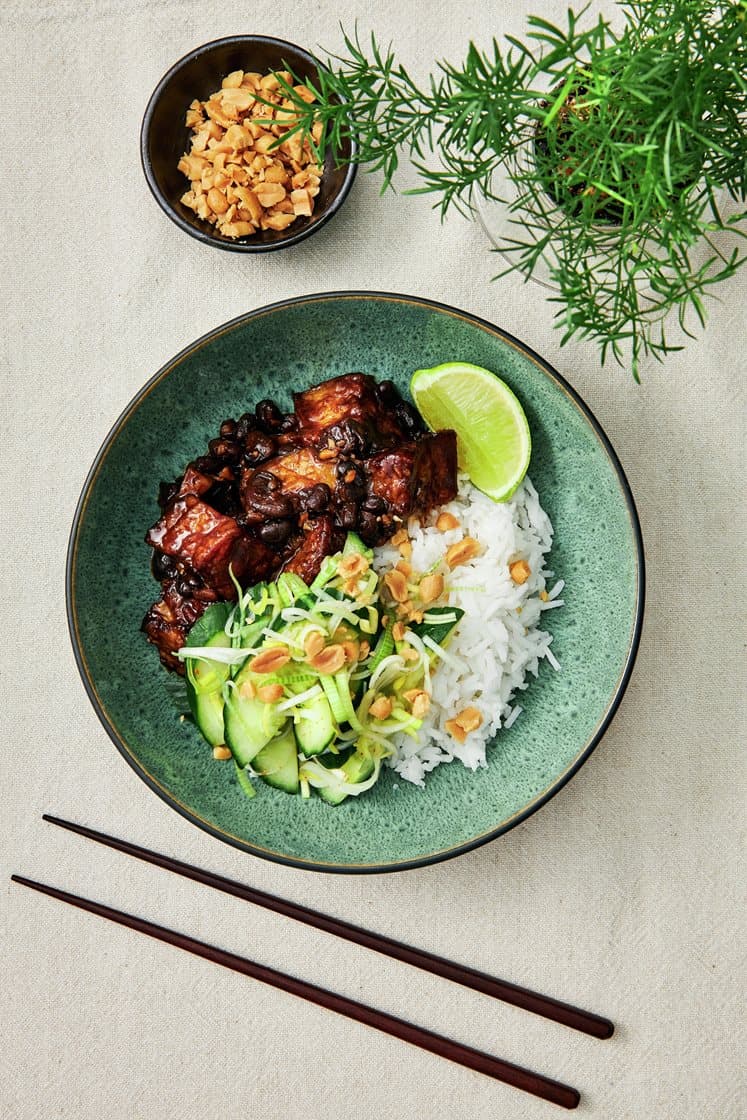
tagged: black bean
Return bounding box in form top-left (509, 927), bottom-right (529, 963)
top-left (243, 432), bottom-right (276, 465)
top-left (236, 412), bottom-right (255, 441)
top-left (246, 495), bottom-right (294, 520)
top-left (362, 493), bottom-right (387, 514)
top-left (323, 419), bottom-right (367, 457)
top-left (193, 454), bottom-right (218, 475)
top-left (338, 501), bottom-right (358, 530)
top-left (357, 511), bottom-right (380, 543)
top-left (248, 470), bottom-right (281, 493)
top-left (208, 437), bottom-right (241, 462)
top-left (258, 519), bottom-right (294, 546)
top-left (176, 571), bottom-right (203, 596)
top-left (297, 483), bottom-right (331, 513)
top-left (255, 400), bottom-right (283, 431)
top-left (394, 400), bottom-right (424, 435)
top-left (151, 550), bottom-right (177, 580)
top-left (279, 413), bottom-right (298, 433)
top-left (219, 419), bottom-right (237, 438)
top-left (374, 379), bottom-right (399, 406)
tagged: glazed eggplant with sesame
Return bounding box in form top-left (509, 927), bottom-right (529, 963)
top-left (142, 374), bottom-right (457, 671)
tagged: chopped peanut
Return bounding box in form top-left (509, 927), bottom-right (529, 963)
top-left (291, 188), bottom-right (313, 217)
top-left (338, 552), bottom-right (369, 580)
top-left (455, 706), bottom-right (482, 733)
top-left (239, 679), bottom-right (256, 700)
top-left (419, 572), bottom-right (444, 604)
top-left (445, 706), bottom-right (483, 742)
top-left (436, 511), bottom-right (460, 532)
top-left (249, 646), bottom-right (291, 675)
top-left (341, 639), bottom-right (360, 663)
top-left (255, 182), bottom-right (286, 207)
top-left (309, 644), bottom-right (346, 675)
top-left (400, 647), bottom-right (419, 662)
top-left (539, 589), bottom-right (549, 602)
top-left (369, 695), bottom-right (393, 720)
top-left (444, 718), bottom-right (467, 744)
top-left (213, 745), bottom-right (232, 760)
top-left (398, 537), bottom-right (413, 561)
top-left (222, 70), bottom-right (245, 89)
top-left (178, 70), bottom-right (322, 238)
top-left (445, 536), bottom-right (481, 569)
top-left (390, 528), bottom-right (409, 547)
top-left (257, 683), bottom-right (285, 703)
top-left (384, 569), bottom-right (409, 603)
top-left (303, 630), bottom-right (326, 658)
top-left (395, 560), bottom-right (412, 578)
top-left (509, 559), bottom-right (531, 585)
top-left (392, 621), bottom-right (407, 642)
top-left (358, 640), bottom-right (370, 660)
top-left (403, 689), bottom-right (430, 718)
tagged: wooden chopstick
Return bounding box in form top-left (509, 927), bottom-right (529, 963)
top-left (11, 874), bottom-right (580, 1109)
top-left (42, 814), bottom-right (612, 1040)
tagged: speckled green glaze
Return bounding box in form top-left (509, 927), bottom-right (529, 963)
top-left (68, 293), bottom-right (643, 872)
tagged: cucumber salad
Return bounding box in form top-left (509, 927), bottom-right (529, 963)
top-left (178, 533), bottom-right (462, 805)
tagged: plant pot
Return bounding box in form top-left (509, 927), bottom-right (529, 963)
top-left (474, 130), bottom-right (624, 293)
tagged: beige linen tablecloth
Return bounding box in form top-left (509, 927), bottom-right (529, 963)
top-left (1, 2), bottom-right (745, 1117)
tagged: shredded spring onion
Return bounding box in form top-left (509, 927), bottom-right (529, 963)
top-left (421, 633), bottom-right (464, 670)
top-left (177, 646), bottom-right (249, 665)
top-left (276, 684), bottom-right (323, 712)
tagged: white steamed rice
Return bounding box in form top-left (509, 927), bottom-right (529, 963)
top-left (373, 474), bottom-right (563, 787)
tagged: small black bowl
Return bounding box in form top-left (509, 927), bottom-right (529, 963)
top-left (140, 35), bottom-right (357, 252)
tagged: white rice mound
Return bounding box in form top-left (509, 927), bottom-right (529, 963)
top-left (373, 474), bottom-right (563, 787)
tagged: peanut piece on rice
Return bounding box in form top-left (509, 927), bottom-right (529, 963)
top-left (436, 511), bottom-right (460, 532)
top-left (509, 559), bottom-right (531, 585)
top-left (445, 536), bottom-right (481, 569)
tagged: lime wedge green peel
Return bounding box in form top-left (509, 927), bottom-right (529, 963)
top-left (410, 361), bottom-right (531, 502)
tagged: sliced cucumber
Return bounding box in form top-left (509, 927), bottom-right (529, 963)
top-left (252, 724), bottom-right (299, 794)
top-left (185, 628), bottom-right (232, 748)
top-left (320, 674), bottom-right (349, 725)
top-left (189, 688), bottom-right (226, 748)
top-left (319, 750), bottom-right (376, 806)
top-left (368, 618), bottom-right (395, 672)
top-left (186, 602), bottom-right (232, 648)
top-left (321, 671), bottom-right (361, 730)
top-left (294, 692), bottom-right (336, 757)
top-left (223, 663), bottom-right (287, 768)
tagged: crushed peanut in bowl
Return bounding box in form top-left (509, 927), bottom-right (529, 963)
top-left (178, 69), bottom-right (324, 239)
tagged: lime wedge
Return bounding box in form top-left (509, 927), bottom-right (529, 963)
top-left (410, 361), bottom-right (531, 501)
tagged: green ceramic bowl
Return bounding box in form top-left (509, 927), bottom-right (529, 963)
top-left (67, 293), bottom-right (644, 873)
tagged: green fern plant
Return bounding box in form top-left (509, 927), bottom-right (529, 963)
top-left (277, 0), bottom-right (746, 379)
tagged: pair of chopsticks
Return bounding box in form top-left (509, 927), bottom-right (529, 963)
top-left (13, 816), bottom-right (613, 1109)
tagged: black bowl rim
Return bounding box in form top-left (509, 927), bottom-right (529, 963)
top-left (140, 34), bottom-right (358, 252)
top-left (66, 291), bottom-right (646, 874)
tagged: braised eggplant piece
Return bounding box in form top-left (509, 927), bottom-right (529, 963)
top-left (282, 515), bottom-right (344, 585)
top-left (146, 495), bottom-right (276, 598)
top-left (363, 431), bottom-right (458, 542)
top-left (143, 373), bottom-right (457, 671)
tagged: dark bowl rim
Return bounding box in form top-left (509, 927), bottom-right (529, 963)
top-left (139, 34), bottom-right (358, 253)
top-left (66, 290), bottom-right (646, 874)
